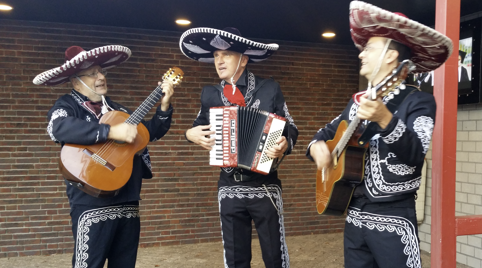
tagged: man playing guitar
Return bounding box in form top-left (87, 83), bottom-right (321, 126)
top-left (307, 2), bottom-right (452, 268)
top-left (34, 45), bottom-right (175, 268)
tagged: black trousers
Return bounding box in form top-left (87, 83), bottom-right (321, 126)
top-left (70, 202), bottom-right (141, 268)
top-left (218, 184), bottom-right (289, 268)
top-left (344, 196), bottom-right (421, 268)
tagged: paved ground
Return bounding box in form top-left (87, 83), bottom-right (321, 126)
top-left (0, 232), bottom-right (468, 268)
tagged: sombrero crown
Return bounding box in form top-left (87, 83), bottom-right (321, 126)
top-left (350, 1), bottom-right (453, 73)
top-left (179, 27), bottom-right (279, 63)
top-left (33, 45), bottom-right (131, 86)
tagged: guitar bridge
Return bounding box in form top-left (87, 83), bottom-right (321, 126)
top-left (83, 149), bottom-right (116, 171)
top-left (92, 154), bottom-right (107, 165)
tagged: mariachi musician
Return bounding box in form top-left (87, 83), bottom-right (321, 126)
top-left (33, 45), bottom-right (174, 268)
top-left (307, 2), bottom-right (452, 268)
top-left (181, 27), bottom-right (298, 268)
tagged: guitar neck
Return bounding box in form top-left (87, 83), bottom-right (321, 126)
top-left (332, 116), bottom-right (361, 158)
top-left (125, 85), bottom-right (164, 125)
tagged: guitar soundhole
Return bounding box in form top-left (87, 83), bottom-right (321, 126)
top-left (83, 149), bottom-right (116, 171)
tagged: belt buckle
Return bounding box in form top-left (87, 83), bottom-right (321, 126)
top-left (234, 173), bottom-right (242, 182)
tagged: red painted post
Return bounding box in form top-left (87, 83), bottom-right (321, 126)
top-left (431, 0), bottom-right (460, 267)
top-left (456, 215), bottom-right (482, 236)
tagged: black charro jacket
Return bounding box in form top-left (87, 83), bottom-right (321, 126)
top-left (47, 89), bottom-right (173, 206)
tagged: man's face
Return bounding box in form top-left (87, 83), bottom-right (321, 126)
top-left (213, 50), bottom-right (246, 81)
top-left (75, 65), bottom-right (108, 97)
top-left (358, 37), bottom-right (389, 78)
top-left (458, 55), bottom-right (462, 67)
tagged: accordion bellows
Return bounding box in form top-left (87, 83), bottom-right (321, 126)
top-left (209, 106), bottom-right (287, 175)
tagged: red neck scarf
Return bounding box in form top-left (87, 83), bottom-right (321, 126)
top-left (223, 84), bottom-right (246, 107)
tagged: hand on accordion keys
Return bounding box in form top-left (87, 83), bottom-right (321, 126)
top-left (186, 125), bottom-right (216, 150)
top-left (265, 136), bottom-right (288, 159)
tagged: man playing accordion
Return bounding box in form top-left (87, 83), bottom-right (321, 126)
top-left (181, 27), bottom-right (298, 268)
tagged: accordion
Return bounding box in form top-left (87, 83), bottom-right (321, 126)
top-left (209, 106), bottom-right (287, 175)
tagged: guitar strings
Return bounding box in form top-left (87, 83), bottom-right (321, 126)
top-left (94, 72), bottom-right (182, 160)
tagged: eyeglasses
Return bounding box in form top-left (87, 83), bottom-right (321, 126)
top-left (77, 70), bottom-right (107, 79)
top-left (362, 46), bottom-right (394, 53)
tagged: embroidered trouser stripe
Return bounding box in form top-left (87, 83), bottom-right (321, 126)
top-left (71, 203), bottom-right (140, 268)
top-left (344, 198), bottom-right (420, 268)
top-left (218, 185), bottom-right (289, 268)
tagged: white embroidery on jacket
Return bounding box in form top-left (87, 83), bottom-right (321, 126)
top-left (413, 116), bottom-right (434, 154)
top-left (379, 152), bottom-right (416, 175)
top-left (283, 102), bottom-right (297, 129)
top-left (349, 103), bottom-right (358, 121)
top-left (251, 99), bottom-right (260, 109)
top-left (365, 137), bottom-right (421, 195)
top-left (47, 109), bottom-right (68, 142)
top-left (382, 119), bottom-right (406, 144)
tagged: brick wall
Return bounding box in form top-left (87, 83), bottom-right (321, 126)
top-left (0, 19), bottom-right (360, 257)
top-left (419, 104), bottom-right (482, 268)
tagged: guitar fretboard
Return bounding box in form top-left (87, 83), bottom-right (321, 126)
top-left (125, 86), bottom-right (164, 125)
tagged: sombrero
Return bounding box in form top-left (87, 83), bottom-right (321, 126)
top-left (33, 45), bottom-right (131, 86)
top-left (349, 1), bottom-right (453, 73)
top-left (179, 27), bottom-right (278, 63)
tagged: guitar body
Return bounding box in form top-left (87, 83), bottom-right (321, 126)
top-left (316, 120), bottom-right (367, 215)
top-left (59, 110), bottom-right (150, 198)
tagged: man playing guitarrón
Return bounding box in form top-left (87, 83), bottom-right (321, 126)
top-left (307, 2), bottom-right (452, 268)
top-left (34, 45), bottom-right (174, 268)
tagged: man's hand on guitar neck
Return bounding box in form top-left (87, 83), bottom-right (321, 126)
top-left (357, 93), bottom-right (393, 129)
top-left (186, 125), bottom-right (215, 150)
top-left (108, 123), bottom-right (138, 143)
top-left (159, 80), bottom-right (174, 112)
top-left (310, 140), bottom-right (332, 171)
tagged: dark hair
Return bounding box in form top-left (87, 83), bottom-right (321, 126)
top-left (388, 40), bottom-right (412, 62)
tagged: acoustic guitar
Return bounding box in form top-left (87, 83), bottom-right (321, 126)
top-left (315, 60), bottom-right (413, 215)
top-left (59, 67), bottom-right (183, 197)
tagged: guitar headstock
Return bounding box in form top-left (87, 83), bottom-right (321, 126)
top-left (374, 60), bottom-right (415, 100)
top-left (163, 67), bottom-right (184, 87)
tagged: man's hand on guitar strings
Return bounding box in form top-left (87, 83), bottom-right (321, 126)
top-left (107, 123), bottom-right (138, 143)
top-left (266, 136), bottom-right (288, 159)
top-left (357, 93), bottom-right (393, 129)
top-left (159, 80), bottom-right (174, 112)
top-left (310, 141), bottom-right (332, 171)
top-left (186, 125), bottom-right (215, 150)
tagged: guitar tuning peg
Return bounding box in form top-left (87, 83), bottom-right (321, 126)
top-left (394, 88), bottom-right (400, 95)
top-left (387, 82), bottom-right (393, 87)
top-left (393, 77), bottom-right (398, 81)
top-left (399, 84), bottom-right (406, 90)
top-left (382, 87), bottom-right (387, 91)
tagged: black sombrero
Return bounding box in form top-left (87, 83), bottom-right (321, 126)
top-left (179, 27), bottom-right (279, 63)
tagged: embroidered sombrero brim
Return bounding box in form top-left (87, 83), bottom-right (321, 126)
top-left (179, 27), bottom-right (279, 63)
top-left (33, 45), bottom-right (131, 86)
top-left (350, 1), bottom-right (453, 73)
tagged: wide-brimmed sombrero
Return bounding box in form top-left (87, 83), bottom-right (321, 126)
top-left (179, 27), bottom-right (279, 63)
top-left (33, 45), bottom-right (131, 86)
top-left (350, 1), bottom-right (453, 73)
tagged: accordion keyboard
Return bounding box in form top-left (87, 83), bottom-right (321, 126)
top-left (209, 108), bottom-right (224, 166)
